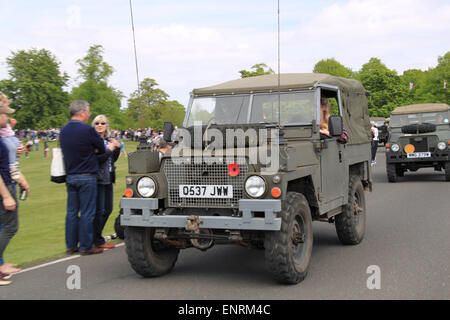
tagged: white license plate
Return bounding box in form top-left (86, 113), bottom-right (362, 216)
top-left (179, 185), bottom-right (233, 198)
top-left (407, 152), bottom-right (431, 159)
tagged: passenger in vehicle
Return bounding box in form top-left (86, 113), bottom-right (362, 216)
top-left (215, 101), bottom-right (235, 124)
top-left (319, 98), bottom-right (348, 144)
top-left (158, 139), bottom-right (171, 161)
top-left (436, 114), bottom-right (446, 124)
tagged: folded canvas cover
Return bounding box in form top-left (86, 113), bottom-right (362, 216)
top-left (391, 103), bottom-right (449, 115)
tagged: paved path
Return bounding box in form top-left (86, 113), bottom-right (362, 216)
top-left (1, 151), bottom-right (449, 299)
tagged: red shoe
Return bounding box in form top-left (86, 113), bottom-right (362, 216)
top-left (96, 243), bottom-right (115, 249)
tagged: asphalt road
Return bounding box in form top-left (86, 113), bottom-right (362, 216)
top-left (1, 150), bottom-right (449, 300)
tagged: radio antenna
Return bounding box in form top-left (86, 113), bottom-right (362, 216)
top-left (277, 0), bottom-right (281, 127)
top-left (129, 0), bottom-right (143, 129)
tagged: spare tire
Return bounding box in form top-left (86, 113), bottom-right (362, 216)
top-left (401, 123), bottom-right (436, 134)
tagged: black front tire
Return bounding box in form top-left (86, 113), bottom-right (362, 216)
top-left (445, 162), bottom-right (450, 181)
top-left (396, 166), bottom-right (405, 177)
top-left (125, 227), bottom-right (180, 277)
top-left (265, 192), bottom-right (313, 284)
top-left (387, 164), bottom-right (398, 182)
top-left (335, 175), bottom-right (366, 245)
top-left (114, 209), bottom-right (125, 240)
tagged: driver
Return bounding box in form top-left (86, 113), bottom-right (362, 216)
top-left (320, 98), bottom-right (348, 144)
top-left (436, 114), bottom-right (446, 124)
top-left (215, 100), bottom-right (235, 124)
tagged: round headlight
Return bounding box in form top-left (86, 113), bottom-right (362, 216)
top-left (245, 176), bottom-right (266, 198)
top-left (391, 144), bottom-right (400, 152)
top-left (437, 142), bottom-right (446, 151)
top-left (137, 177), bottom-right (156, 198)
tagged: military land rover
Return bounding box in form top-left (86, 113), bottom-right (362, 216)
top-left (385, 103), bottom-right (450, 182)
top-left (120, 73), bottom-right (373, 284)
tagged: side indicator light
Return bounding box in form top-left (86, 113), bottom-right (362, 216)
top-left (124, 189), bottom-right (133, 198)
top-left (271, 187), bottom-right (281, 198)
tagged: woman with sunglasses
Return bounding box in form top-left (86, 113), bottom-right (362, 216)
top-left (92, 115), bottom-right (120, 249)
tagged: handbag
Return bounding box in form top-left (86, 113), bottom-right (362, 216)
top-left (50, 147), bottom-right (66, 183)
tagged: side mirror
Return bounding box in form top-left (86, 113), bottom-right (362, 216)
top-left (163, 122), bottom-right (174, 141)
top-left (329, 115), bottom-right (343, 137)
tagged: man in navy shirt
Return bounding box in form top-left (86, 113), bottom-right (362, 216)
top-left (60, 100), bottom-right (115, 255)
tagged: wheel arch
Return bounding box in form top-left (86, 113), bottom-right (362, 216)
top-left (349, 162), bottom-right (372, 191)
top-left (286, 175), bottom-right (319, 219)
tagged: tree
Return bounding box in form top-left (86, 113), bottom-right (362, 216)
top-left (70, 45), bottom-right (124, 128)
top-left (0, 48), bottom-right (69, 129)
top-left (239, 63), bottom-right (275, 78)
top-left (126, 78), bottom-right (185, 130)
top-left (159, 100), bottom-right (186, 128)
top-left (401, 69), bottom-right (426, 103)
top-left (416, 51), bottom-right (450, 104)
top-left (76, 44), bottom-right (114, 83)
top-left (357, 58), bottom-right (410, 117)
top-left (313, 58), bottom-right (354, 78)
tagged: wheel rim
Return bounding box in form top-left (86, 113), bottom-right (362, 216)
top-left (290, 216), bottom-right (307, 267)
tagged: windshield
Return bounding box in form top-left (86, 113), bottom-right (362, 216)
top-left (186, 91), bottom-right (316, 126)
top-left (186, 95), bottom-right (249, 126)
top-left (390, 111), bottom-right (449, 127)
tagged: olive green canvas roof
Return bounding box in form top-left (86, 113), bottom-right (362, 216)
top-left (193, 73), bottom-right (366, 96)
top-left (391, 103), bottom-right (450, 115)
top-left (192, 73), bottom-right (371, 145)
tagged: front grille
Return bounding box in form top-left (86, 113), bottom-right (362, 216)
top-left (162, 157), bottom-right (249, 208)
top-left (409, 137), bottom-right (428, 152)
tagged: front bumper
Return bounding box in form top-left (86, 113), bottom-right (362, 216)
top-left (386, 150), bottom-right (449, 164)
top-left (120, 198), bottom-right (282, 231)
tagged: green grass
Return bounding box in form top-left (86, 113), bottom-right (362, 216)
top-left (3, 140), bottom-right (139, 267)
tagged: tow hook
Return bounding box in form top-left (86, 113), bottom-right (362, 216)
top-left (186, 215), bottom-right (202, 233)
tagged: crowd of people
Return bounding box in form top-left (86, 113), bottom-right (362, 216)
top-left (14, 127), bottom-right (171, 159)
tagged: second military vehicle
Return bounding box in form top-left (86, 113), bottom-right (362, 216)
top-left (120, 73), bottom-right (372, 284)
top-left (386, 103), bottom-right (450, 182)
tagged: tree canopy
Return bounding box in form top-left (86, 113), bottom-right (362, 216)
top-left (313, 58), bottom-right (354, 78)
top-left (0, 48), bottom-right (69, 129)
top-left (239, 63), bottom-right (275, 78)
top-left (126, 78), bottom-right (185, 129)
top-left (70, 45), bottom-right (124, 128)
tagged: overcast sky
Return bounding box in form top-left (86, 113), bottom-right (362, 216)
top-left (0, 0), bottom-right (449, 107)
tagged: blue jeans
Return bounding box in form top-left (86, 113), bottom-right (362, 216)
top-left (371, 140), bottom-right (378, 161)
top-left (65, 174), bottom-right (97, 251)
top-left (0, 185), bottom-right (18, 267)
top-left (93, 183), bottom-right (114, 246)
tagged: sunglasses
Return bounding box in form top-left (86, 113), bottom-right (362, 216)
top-left (95, 122), bottom-right (106, 125)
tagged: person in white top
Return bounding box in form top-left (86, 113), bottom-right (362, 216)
top-left (370, 122), bottom-right (379, 165)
